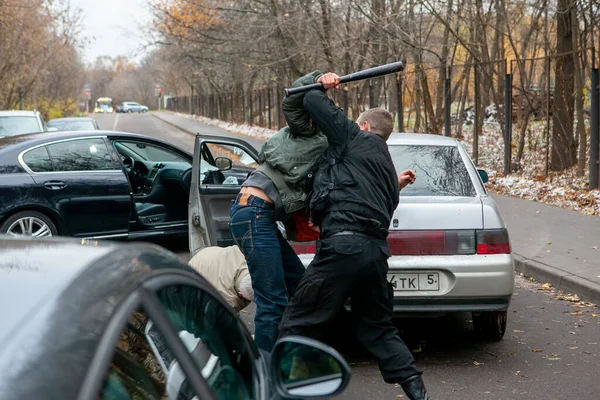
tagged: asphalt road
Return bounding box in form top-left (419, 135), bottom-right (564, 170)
top-left (96, 113), bottom-right (600, 399)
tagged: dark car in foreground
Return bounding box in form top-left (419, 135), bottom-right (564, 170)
top-left (47, 117), bottom-right (99, 131)
top-left (0, 237), bottom-right (350, 400)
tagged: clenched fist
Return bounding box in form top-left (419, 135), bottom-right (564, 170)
top-left (318, 73), bottom-right (340, 90)
top-left (398, 169), bottom-right (416, 190)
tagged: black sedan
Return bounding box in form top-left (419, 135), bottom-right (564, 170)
top-left (0, 131), bottom-right (255, 240)
top-left (0, 237), bottom-right (350, 399)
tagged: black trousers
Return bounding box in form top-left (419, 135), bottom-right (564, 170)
top-left (279, 234), bottom-right (422, 383)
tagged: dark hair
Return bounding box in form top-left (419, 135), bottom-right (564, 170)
top-left (356, 108), bottom-right (394, 140)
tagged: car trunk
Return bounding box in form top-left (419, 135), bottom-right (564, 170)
top-left (391, 196), bottom-right (483, 230)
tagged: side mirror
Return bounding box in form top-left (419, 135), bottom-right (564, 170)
top-left (271, 336), bottom-right (351, 399)
top-left (47, 127), bottom-right (58, 132)
top-left (477, 169), bottom-right (489, 183)
top-left (215, 157), bottom-right (232, 171)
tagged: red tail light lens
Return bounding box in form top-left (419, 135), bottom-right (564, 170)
top-left (476, 229), bottom-right (511, 254)
top-left (386, 230), bottom-right (476, 255)
top-left (291, 243), bottom-right (316, 255)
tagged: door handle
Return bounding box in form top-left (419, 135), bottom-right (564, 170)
top-left (43, 181), bottom-right (67, 190)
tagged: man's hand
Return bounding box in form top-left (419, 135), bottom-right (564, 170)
top-left (398, 169), bottom-right (416, 190)
top-left (318, 73), bottom-right (340, 90)
top-left (308, 220), bottom-right (320, 233)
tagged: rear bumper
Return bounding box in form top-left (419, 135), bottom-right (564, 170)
top-left (387, 254), bottom-right (514, 312)
top-left (391, 295), bottom-right (511, 313)
top-left (301, 253), bottom-right (515, 313)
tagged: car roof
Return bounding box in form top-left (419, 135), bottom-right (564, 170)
top-left (0, 237), bottom-right (115, 340)
top-left (0, 110), bottom-right (39, 117)
top-left (387, 132), bottom-right (460, 146)
top-left (0, 130), bottom-right (171, 153)
top-left (0, 236), bottom-right (195, 341)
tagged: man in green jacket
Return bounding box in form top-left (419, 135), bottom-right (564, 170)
top-left (229, 71), bottom-right (327, 352)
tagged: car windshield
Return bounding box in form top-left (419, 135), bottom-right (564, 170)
top-left (388, 144), bottom-right (477, 197)
top-left (48, 120), bottom-right (96, 131)
top-left (0, 116), bottom-right (41, 137)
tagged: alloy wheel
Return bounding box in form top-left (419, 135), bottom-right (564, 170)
top-left (6, 217), bottom-right (53, 237)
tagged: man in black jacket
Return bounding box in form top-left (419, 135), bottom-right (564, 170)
top-left (279, 73), bottom-right (430, 400)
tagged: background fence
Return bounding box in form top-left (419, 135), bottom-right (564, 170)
top-left (167, 57), bottom-right (600, 188)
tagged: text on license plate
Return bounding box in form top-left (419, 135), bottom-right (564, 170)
top-left (388, 273), bottom-right (440, 291)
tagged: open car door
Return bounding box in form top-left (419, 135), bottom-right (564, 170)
top-left (189, 134), bottom-right (260, 257)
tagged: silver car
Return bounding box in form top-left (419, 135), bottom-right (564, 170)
top-left (191, 133), bottom-right (517, 341)
top-left (120, 101), bottom-right (149, 113)
top-left (0, 110), bottom-right (50, 138)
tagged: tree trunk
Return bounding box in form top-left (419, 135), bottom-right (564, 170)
top-left (435, 0), bottom-right (455, 125)
top-left (572, 6), bottom-right (586, 176)
top-left (551, 0), bottom-right (577, 171)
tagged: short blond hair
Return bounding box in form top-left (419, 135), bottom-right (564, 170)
top-left (356, 108), bottom-right (394, 140)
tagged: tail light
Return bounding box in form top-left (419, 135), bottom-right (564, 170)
top-left (290, 228), bottom-right (511, 256)
top-left (291, 243), bottom-right (316, 255)
top-left (386, 230), bottom-right (476, 255)
top-left (386, 229), bottom-right (511, 256)
top-left (476, 228), bottom-right (511, 254)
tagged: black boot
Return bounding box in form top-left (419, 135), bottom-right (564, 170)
top-left (400, 375), bottom-right (430, 400)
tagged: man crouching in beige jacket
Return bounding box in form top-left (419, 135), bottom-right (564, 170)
top-left (188, 246), bottom-right (254, 312)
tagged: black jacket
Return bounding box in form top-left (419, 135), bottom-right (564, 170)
top-left (305, 89), bottom-right (399, 239)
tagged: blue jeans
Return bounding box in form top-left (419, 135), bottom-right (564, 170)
top-left (229, 194), bottom-right (305, 352)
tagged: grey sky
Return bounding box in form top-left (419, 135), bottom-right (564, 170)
top-left (73, 0), bottom-right (153, 64)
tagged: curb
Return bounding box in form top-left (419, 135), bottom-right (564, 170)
top-left (514, 254), bottom-right (600, 305)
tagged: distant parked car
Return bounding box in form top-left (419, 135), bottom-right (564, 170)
top-left (47, 117), bottom-right (99, 131)
top-left (120, 101), bottom-right (149, 113)
top-left (0, 110), bottom-right (51, 138)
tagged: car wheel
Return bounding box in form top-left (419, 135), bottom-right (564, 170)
top-left (142, 109), bottom-right (147, 113)
top-left (1, 211), bottom-right (58, 237)
top-left (127, 109), bottom-right (133, 113)
top-left (473, 310), bottom-right (507, 340)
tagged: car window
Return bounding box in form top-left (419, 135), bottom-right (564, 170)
top-left (388, 144), bottom-right (476, 197)
top-left (47, 120), bottom-right (96, 131)
top-left (47, 138), bottom-right (115, 172)
top-left (115, 141), bottom-right (189, 163)
top-left (155, 284), bottom-right (256, 400)
top-left (100, 308), bottom-right (173, 400)
top-left (0, 116), bottom-right (42, 136)
top-left (22, 146), bottom-right (53, 172)
top-left (200, 143), bottom-right (257, 186)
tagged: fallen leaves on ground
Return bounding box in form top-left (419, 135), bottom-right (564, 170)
top-left (540, 283), bottom-right (553, 291)
top-left (555, 294), bottom-right (581, 302)
top-left (459, 123), bottom-right (600, 216)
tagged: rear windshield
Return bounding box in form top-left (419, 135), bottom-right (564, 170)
top-left (388, 144), bottom-right (477, 197)
top-left (48, 120), bottom-right (96, 131)
top-left (0, 116), bottom-right (41, 137)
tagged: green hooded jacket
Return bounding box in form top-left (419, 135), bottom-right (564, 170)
top-left (256, 71), bottom-right (329, 215)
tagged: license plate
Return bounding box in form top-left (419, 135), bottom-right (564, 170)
top-left (388, 273), bottom-right (440, 291)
